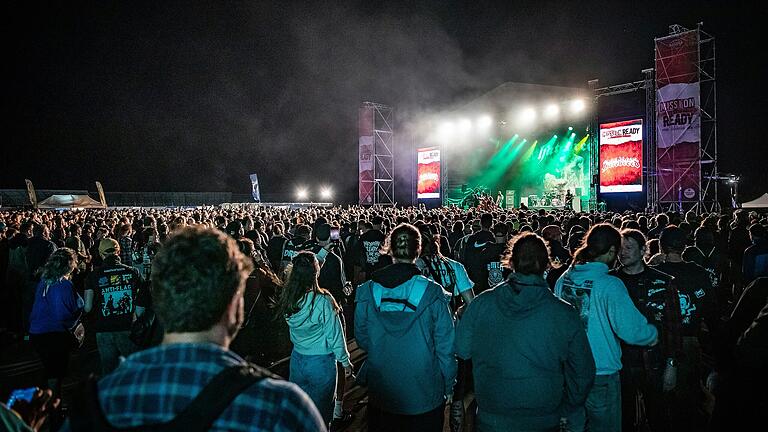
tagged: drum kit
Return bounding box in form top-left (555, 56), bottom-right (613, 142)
top-left (528, 190), bottom-right (563, 208)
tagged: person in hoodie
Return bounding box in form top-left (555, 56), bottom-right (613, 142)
top-left (277, 251), bottom-right (352, 427)
top-left (355, 223), bottom-right (457, 432)
top-left (456, 232), bottom-right (595, 432)
top-left (555, 223), bottom-right (658, 432)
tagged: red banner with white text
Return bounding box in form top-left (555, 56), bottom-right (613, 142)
top-left (655, 30), bottom-right (700, 203)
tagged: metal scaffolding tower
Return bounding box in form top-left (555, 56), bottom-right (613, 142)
top-left (360, 102), bottom-right (395, 206)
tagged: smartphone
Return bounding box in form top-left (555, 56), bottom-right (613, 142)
top-left (7, 387), bottom-right (36, 408)
top-left (330, 228), bottom-right (340, 241)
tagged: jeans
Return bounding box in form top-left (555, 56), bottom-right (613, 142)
top-left (289, 351), bottom-right (337, 425)
top-left (565, 373), bottom-right (621, 432)
top-left (96, 331), bottom-right (138, 375)
top-left (367, 403), bottom-right (445, 432)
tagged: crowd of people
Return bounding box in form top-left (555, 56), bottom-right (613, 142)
top-left (0, 203), bottom-right (766, 431)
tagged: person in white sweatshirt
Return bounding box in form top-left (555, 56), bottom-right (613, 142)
top-left (277, 251), bottom-right (352, 426)
top-left (555, 223), bottom-right (658, 432)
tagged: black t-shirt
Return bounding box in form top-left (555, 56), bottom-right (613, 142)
top-left (612, 266), bottom-right (680, 367)
top-left (654, 261), bottom-right (718, 337)
top-left (465, 239), bottom-right (508, 293)
top-left (357, 229), bottom-right (387, 276)
top-left (86, 257), bottom-right (143, 332)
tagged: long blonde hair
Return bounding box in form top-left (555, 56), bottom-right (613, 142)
top-left (276, 251), bottom-right (339, 320)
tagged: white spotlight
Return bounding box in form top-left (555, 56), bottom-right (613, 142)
top-left (296, 188), bottom-right (309, 200)
top-left (477, 115), bottom-right (493, 129)
top-left (458, 118), bottom-right (472, 132)
top-left (570, 99), bottom-right (586, 113)
top-left (438, 121), bottom-right (455, 137)
top-left (518, 107), bottom-right (536, 124)
top-left (320, 188), bottom-right (333, 200)
top-left (544, 104), bottom-right (560, 118)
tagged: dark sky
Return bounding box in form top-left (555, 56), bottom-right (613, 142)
top-left (4, 1), bottom-right (765, 202)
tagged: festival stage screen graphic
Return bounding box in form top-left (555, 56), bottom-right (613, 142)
top-left (417, 147), bottom-right (441, 199)
top-left (599, 119), bottom-right (643, 193)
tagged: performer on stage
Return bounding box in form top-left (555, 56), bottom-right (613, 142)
top-left (565, 189), bottom-right (574, 211)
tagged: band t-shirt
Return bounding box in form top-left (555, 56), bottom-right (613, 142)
top-left (86, 257), bottom-right (142, 333)
top-left (357, 229), bottom-right (387, 276)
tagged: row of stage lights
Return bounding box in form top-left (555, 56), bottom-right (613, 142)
top-left (296, 187), bottom-right (333, 201)
top-left (437, 98), bottom-right (587, 137)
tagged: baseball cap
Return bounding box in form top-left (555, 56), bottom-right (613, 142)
top-left (98, 238), bottom-right (120, 257)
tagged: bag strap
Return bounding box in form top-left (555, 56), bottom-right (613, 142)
top-left (163, 365), bottom-right (272, 431)
top-left (69, 365), bottom-right (273, 432)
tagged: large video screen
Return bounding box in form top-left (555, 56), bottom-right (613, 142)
top-left (599, 119), bottom-right (643, 193)
top-left (417, 147), bottom-right (441, 199)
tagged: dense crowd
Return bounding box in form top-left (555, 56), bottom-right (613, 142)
top-left (0, 204), bottom-right (766, 431)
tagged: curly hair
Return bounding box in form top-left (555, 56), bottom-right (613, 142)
top-left (381, 223), bottom-right (421, 261)
top-left (38, 247), bottom-right (78, 285)
top-left (151, 226), bottom-right (253, 333)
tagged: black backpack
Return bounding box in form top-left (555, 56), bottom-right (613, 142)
top-left (69, 365), bottom-right (275, 432)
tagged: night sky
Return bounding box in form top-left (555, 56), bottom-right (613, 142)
top-left (4, 1), bottom-right (765, 203)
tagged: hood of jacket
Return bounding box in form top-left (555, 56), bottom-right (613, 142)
top-left (496, 273), bottom-right (552, 318)
top-left (370, 262), bottom-right (422, 288)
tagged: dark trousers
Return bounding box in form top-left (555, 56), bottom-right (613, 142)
top-left (621, 365), bottom-right (671, 432)
top-left (30, 332), bottom-right (72, 379)
top-left (367, 403), bottom-right (445, 432)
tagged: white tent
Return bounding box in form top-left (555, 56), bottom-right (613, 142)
top-left (37, 194), bottom-right (105, 209)
top-left (742, 193), bottom-right (768, 209)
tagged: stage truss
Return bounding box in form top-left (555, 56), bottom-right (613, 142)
top-left (359, 102), bottom-right (395, 206)
top-left (656, 23), bottom-right (719, 214)
top-left (588, 23), bottom-right (718, 214)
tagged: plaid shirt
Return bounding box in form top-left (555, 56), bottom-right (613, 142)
top-left (66, 343), bottom-right (326, 431)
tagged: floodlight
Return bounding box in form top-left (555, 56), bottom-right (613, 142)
top-left (296, 188), bottom-right (309, 200)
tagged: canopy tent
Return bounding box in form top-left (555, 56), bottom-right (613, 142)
top-left (742, 193), bottom-right (768, 209)
top-left (36, 194), bottom-right (105, 209)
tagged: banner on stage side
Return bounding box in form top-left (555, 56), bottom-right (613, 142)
top-left (417, 147), bottom-right (441, 199)
top-left (599, 119), bottom-right (643, 193)
top-left (359, 106), bottom-right (375, 205)
top-left (655, 30), bottom-right (701, 202)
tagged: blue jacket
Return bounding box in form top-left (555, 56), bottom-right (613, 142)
top-left (355, 263), bottom-right (457, 415)
top-left (456, 273), bottom-right (595, 431)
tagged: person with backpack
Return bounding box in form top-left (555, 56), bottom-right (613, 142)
top-left (355, 223), bottom-right (457, 432)
top-left (277, 251), bottom-right (352, 428)
top-left (65, 226), bottom-right (325, 431)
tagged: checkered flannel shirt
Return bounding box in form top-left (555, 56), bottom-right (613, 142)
top-left (75, 343), bottom-right (326, 431)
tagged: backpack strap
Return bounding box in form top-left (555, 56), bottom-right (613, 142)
top-left (373, 277), bottom-right (430, 312)
top-left (162, 365), bottom-right (273, 431)
top-left (69, 365), bottom-right (273, 432)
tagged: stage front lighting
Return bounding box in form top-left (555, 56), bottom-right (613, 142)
top-left (544, 104), bottom-right (559, 118)
top-left (320, 188), bottom-right (333, 200)
top-left (438, 121), bottom-right (454, 137)
top-left (570, 99), bottom-right (586, 113)
top-left (519, 107), bottom-right (536, 124)
top-left (296, 188), bottom-right (309, 200)
top-left (459, 118), bottom-right (472, 132)
top-left (477, 115), bottom-right (493, 128)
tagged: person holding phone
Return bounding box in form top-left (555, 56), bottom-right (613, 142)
top-left (2, 388), bottom-right (60, 432)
